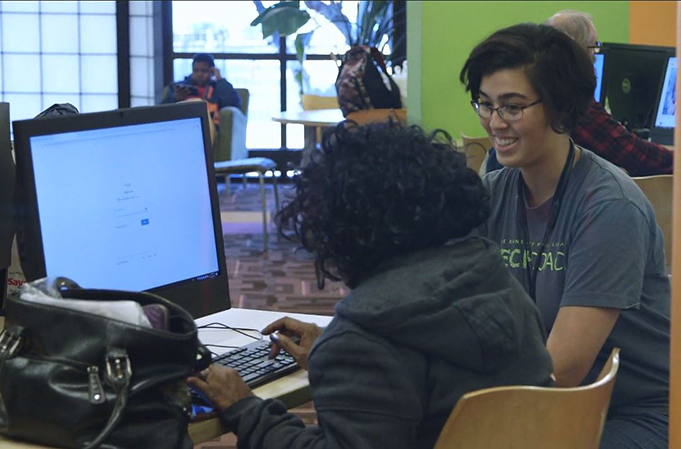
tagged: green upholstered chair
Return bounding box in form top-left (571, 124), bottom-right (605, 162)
top-left (212, 89), bottom-right (280, 251)
top-left (214, 88), bottom-right (250, 162)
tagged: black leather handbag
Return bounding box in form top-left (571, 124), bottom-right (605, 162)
top-left (0, 278), bottom-right (206, 449)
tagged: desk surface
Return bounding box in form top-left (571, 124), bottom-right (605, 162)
top-left (271, 109), bottom-right (344, 127)
top-left (0, 308), bottom-right (333, 448)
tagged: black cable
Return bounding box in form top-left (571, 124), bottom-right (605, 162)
top-left (197, 322), bottom-right (263, 341)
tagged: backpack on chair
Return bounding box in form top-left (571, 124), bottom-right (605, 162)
top-left (335, 46), bottom-right (402, 118)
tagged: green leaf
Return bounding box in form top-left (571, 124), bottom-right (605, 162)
top-left (354, 0), bottom-right (391, 47)
top-left (294, 32), bottom-right (313, 63)
top-left (250, 2), bottom-right (310, 38)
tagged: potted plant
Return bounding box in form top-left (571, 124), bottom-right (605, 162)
top-left (251, 1), bottom-right (404, 96)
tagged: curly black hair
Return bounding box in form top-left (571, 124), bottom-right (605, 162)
top-left (276, 120), bottom-right (490, 289)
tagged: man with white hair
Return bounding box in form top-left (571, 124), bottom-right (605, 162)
top-left (548, 10), bottom-right (600, 59)
top-left (548, 10), bottom-right (674, 176)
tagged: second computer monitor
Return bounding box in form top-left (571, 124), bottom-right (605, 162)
top-left (594, 53), bottom-right (606, 104)
top-left (650, 55), bottom-right (677, 146)
top-left (603, 42), bottom-right (675, 132)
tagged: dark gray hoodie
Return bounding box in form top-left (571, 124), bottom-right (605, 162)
top-left (221, 236), bottom-right (554, 448)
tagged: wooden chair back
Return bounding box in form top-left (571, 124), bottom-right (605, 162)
top-left (301, 94), bottom-right (339, 111)
top-left (461, 133), bottom-right (493, 174)
top-left (434, 348), bottom-right (620, 449)
top-left (633, 175), bottom-right (673, 270)
top-left (345, 108), bottom-right (407, 126)
top-left (299, 94), bottom-right (340, 156)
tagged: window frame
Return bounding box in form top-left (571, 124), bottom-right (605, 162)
top-left (0, 0), bottom-right (129, 117)
top-left (159, 1), bottom-right (406, 169)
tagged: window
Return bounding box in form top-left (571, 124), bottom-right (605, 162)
top-left (0, 1), bottom-right (153, 125)
top-left (0, 0), bottom-right (119, 123)
top-left (129, 1), bottom-right (154, 107)
top-left (168, 1), bottom-right (403, 158)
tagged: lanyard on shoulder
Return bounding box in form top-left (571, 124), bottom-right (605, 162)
top-left (517, 140), bottom-right (575, 301)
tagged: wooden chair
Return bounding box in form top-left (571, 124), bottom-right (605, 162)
top-left (434, 348), bottom-right (620, 449)
top-left (345, 108), bottom-right (407, 126)
top-left (301, 94), bottom-right (339, 111)
top-left (461, 133), bottom-right (493, 175)
top-left (633, 175), bottom-right (673, 270)
top-left (299, 94), bottom-right (341, 166)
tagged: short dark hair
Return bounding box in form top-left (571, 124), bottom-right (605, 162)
top-left (276, 121), bottom-right (490, 289)
top-left (192, 53), bottom-right (215, 67)
top-left (459, 23), bottom-right (595, 133)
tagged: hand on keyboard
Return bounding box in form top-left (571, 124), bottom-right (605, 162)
top-left (187, 364), bottom-right (253, 413)
top-left (262, 317), bottom-right (323, 371)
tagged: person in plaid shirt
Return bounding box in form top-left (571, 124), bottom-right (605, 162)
top-left (549, 10), bottom-right (673, 176)
top-left (486, 11), bottom-right (674, 176)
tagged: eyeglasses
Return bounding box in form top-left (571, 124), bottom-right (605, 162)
top-left (471, 98), bottom-right (543, 121)
top-left (587, 41), bottom-right (602, 53)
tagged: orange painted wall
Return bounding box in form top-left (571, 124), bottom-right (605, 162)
top-left (629, 1), bottom-right (677, 47)
top-left (671, 7), bottom-right (681, 447)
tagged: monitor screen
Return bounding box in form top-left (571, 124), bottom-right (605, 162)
top-left (654, 56), bottom-right (676, 130)
top-left (594, 53), bottom-right (605, 103)
top-left (13, 102), bottom-right (230, 318)
top-left (602, 42), bottom-right (675, 131)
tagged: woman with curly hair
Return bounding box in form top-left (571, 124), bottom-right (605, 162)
top-left (188, 121), bottom-right (553, 448)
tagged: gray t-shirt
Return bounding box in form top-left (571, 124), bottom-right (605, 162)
top-left (479, 148), bottom-right (669, 413)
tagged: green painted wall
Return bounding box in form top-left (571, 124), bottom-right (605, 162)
top-left (407, 1), bottom-right (630, 138)
top-left (406, 1), bottom-right (423, 126)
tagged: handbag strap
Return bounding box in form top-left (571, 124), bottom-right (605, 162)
top-left (83, 347), bottom-right (132, 449)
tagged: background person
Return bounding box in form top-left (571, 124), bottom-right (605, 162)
top-left (161, 53), bottom-right (241, 130)
top-left (461, 23), bottom-right (670, 448)
top-left (486, 10), bottom-right (674, 176)
top-left (188, 121), bottom-right (554, 448)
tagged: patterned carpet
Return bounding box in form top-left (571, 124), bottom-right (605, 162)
top-left (195, 180), bottom-right (347, 449)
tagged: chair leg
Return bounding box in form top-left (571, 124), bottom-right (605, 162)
top-left (270, 170), bottom-right (280, 242)
top-left (242, 174), bottom-right (248, 189)
top-left (224, 174), bottom-right (231, 196)
top-left (258, 171), bottom-right (268, 251)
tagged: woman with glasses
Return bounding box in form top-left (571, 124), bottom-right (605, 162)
top-left (461, 23), bottom-right (669, 449)
top-left (486, 11), bottom-right (673, 177)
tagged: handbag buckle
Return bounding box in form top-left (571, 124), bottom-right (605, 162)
top-left (0, 329), bottom-right (23, 358)
top-left (105, 352), bottom-right (132, 388)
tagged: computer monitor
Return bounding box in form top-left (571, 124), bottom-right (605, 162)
top-left (602, 42), bottom-right (675, 133)
top-left (650, 55), bottom-right (677, 146)
top-left (12, 102), bottom-right (230, 318)
top-left (594, 53), bottom-right (607, 104)
top-left (0, 103), bottom-right (14, 308)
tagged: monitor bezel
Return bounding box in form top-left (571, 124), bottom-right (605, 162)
top-left (601, 42), bottom-right (675, 131)
top-left (0, 102), bottom-right (14, 310)
top-left (650, 55), bottom-right (676, 146)
top-left (12, 102), bottom-right (231, 318)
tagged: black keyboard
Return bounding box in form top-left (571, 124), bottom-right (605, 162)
top-left (212, 339), bottom-right (299, 388)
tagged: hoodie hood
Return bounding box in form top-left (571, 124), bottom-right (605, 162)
top-left (335, 236), bottom-right (546, 374)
